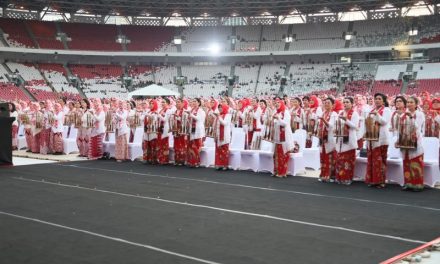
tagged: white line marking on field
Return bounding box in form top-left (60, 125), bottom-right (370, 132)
top-left (0, 211), bottom-right (223, 264)
top-left (55, 164), bottom-right (440, 212)
top-left (13, 177), bottom-right (427, 245)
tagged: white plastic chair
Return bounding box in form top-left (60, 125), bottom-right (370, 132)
top-left (229, 129), bottom-right (246, 170)
top-left (422, 137), bottom-right (440, 187)
top-left (201, 137), bottom-right (215, 168)
top-left (17, 125), bottom-right (27, 150)
top-left (63, 127), bottom-right (79, 154)
top-left (386, 138), bottom-right (404, 186)
top-left (258, 140), bottom-right (275, 174)
top-left (303, 136), bottom-right (320, 170)
top-left (288, 132), bottom-right (306, 176)
top-left (103, 133), bottom-right (116, 157)
top-left (128, 128), bottom-right (144, 161)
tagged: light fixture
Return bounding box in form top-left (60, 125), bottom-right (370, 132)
top-left (408, 29), bottom-right (418, 36)
top-left (173, 36), bottom-right (182, 45)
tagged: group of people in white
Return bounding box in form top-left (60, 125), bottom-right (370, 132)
top-left (6, 90), bottom-right (440, 191)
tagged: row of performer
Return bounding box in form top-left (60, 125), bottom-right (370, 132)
top-left (6, 92), bottom-right (440, 191)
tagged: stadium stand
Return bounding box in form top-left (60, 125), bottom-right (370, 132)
top-left (61, 23), bottom-right (122, 51)
top-left (121, 25), bottom-right (175, 51)
top-left (27, 20), bottom-right (64, 49)
top-left (0, 18), bottom-right (35, 48)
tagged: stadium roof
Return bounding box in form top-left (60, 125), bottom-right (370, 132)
top-left (3, 0), bottom-right (440, 18)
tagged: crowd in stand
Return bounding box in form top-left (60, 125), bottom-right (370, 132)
top-left (6, 90), bottom-right (440, 191)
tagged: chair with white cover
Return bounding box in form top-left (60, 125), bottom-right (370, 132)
top-left (258, 140), bottom-right (275, 174)
top-left (17, 125), bottom-right (27, 150)
top-left (228, 129), bottom-right (246, 170)
top-left (303, 136), bottom-right (320, 170)
top-left (62, 126), bottom-right (69, 139)
top-left (201, 137), bottom-right (215, 167)
top-left (354, 141), bottom-right (368, 181)
top-left (128, 128), bottom-right (144, 161)
top-left (239, 148), bottom-right (260, 172)
top-left (168, 134), bottom-right (175, 162)
top-left (63, 127), bottom-right (79, 154)
top-left (103, 133), bottom-right (116, 158)
top-left (422, 137), bottom-right (440, 187)
top-left (386, 138), bottom-right (404, 186)
top-left (288, 132), bottom-right (306, 176)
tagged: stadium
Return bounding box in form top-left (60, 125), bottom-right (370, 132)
top-left (0, 0), bottom-right (440, 263)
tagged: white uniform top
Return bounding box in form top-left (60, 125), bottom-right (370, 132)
top-left (91, 111), bottom-right (105, 136)
top-left (318, 111), bottom-right (338, 154)
top-left (157, 108), bottom-right (173, 138)
top-left (214, 113), bottom-right (232, 146)
top-left (369, 107), bottom-right (391, 149)
top-left (335, 110), bottom-right (359, 153)
top-left (10, 111), bottom-right (18, 127)
top-left (115, 109), bottom-right (129, 136)
top-left (251, 106), bottom-right (262, 131)
top-left (398, 110), bottom-right (425, 160)
top-left (190, 108), bottom-right (206, 140)
top-left (51, 111), bottom-right (64, 133)
top-left (290, 107), bottom-right (303, 130)
top-left (273, 109), bottom-right (294, 154)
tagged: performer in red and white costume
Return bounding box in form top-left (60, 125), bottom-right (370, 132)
top-left (365, 93), bottom-right (391, 188)
top-left (77, 99), bottom-right (92, 157)
top-left (51, 103), bottom-right (64, 154)
top-left (290, 97), bottom-right (303, 132)
top-left (172, 99), bottom-right (189, 165)
top-left (186, 98), bottom-right (206, 167)
top-left (157, 98), bottom-right (172, 165)
top-left (398, 96), bottom-right (425, 191)
top-left (247, 98), bottom-right (262, 148)
top-left (335, 97), bottom-right (359, 185)
top-left (303, 95), bottom-right (322, 148)
top-left (272, 98), bottom-right (294, 178)
top-left (88, 101), bottom-right (105, 160)
top-left (390, 96), bottom-right (407, 138)
top-left (9, 103), bottom-right (19, 150)
top-left (317, 98), bottom-right (338, 182)
top-left (213, 103), bottom-right (231, 170)
top-left (143, 100), bottom-right (159, 164)
top-left (114, 100), bottom-right (129, 162)
top-left (30, 103), bottom-right (42, 154)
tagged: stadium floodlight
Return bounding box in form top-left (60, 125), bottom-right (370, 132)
top-left (209, 43), bottom-right (221, 54)
top-left (408, 29), bottom-right (418, 36)
top-left (173, 37), bottom-right (182, 45)
top-left (344, 32), bottom-right (355, 40)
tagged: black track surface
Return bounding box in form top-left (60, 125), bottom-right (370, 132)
top-left (1, 160), bottom-right (440, 264)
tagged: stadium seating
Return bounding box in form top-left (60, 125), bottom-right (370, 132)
top-left (285, 63), bottom-right (339, 95)
top-left (128, 65), bottom-right (155, 87)
top-left (234, 64), bottom-right (259, 97)
top-left (260, 25), bottom-right (288, 51)
top-left (375, 64), bottom-right (407, 80)
top-left (0, 82), bottom-right (29, 101)
top-left (69, 64), bottom-right (123, 79)
top-left (0, 18), bottom-right (35, 48)
top-left (289, 22), bottom-right (348, 50)
top-left (61, 23), bottom-right (122, 51)
top-left (180, 26), bottom-right (232, 52)
top-left (371, 80), bottom-right (403, 96)
top-left (344, 80), bottom-right (373, 95)
top-left (39, 63), bottom-right (80, 95)
top-left (256, 64), bottom-right (286, 96)
top-left (121, 25), bottom-right (175, 51)
top-left (235, 26), bottom-right (260, 52)
top-left (27, 20), bottom-right (64, 49)
top-left (69, 64), bottom-right (126, 99)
